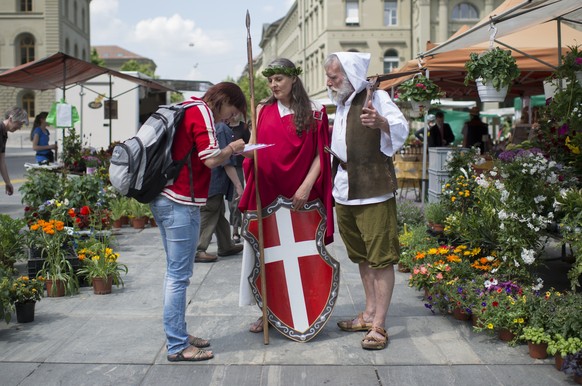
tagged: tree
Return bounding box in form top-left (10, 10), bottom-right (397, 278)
top-left (235, 74), bottom-right (270, 119)
top-left (120, 60), bottom-right (156, 78)
top-left (90, 48), bottom-right (105, 67)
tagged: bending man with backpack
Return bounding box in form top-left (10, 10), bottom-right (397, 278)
top-left (149, 82), bottom-right (247, 362)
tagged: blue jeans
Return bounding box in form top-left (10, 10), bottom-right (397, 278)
top-left (150, 195), bottom-right (200, 355)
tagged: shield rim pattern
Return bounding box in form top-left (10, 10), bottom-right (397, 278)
top-left (242, 196), bottom-right (340, 342)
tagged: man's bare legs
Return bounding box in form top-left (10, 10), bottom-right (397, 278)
top-left (359, 263), bottom-right (395, 342)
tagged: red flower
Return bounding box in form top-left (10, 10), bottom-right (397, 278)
top-left (492, 301), bottom-right (499, 307)
top-left (68, 208), bottom-right (76, 218)
top-left (80, 206), bottom-right (91, 215)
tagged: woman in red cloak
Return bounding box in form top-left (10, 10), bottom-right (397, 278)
top-left (238, 58), bottom-right (334, 332)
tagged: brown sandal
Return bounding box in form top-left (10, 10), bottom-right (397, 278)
top-left (337, 312), bottom-right (373, 332)
top-left (167, 347), bottom-right (214, 362)
top-left (188, 335), bottom-right (210, 348)
top-left (361, 326), bottom-right (388, 350)
top-left (249, 317), bottom-right (268, 333)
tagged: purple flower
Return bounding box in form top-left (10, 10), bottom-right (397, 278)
top-left (575, 57), bottom-right (582, 66)
top-left (558, 123), bottom-right (570, 136)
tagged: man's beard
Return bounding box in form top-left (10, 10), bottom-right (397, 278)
top-left (327, 81), bottom-right (354, 105)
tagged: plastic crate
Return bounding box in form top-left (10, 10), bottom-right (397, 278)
top-left (27, 256), bottom-right (91, 287)
top-left (428, 147), bottom-right (469, 172)
top-left (428, 190), bottom-right (441, 203)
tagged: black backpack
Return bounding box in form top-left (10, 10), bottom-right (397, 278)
top-left (109, 101), bottom-right (200, 203)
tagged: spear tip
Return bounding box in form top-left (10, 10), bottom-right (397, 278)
top-left (246, 10), bottom-right (250, 28)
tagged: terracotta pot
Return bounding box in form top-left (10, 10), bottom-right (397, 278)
top-left (92, 276), bottom-right (113, 295)
top-left (120, 215), bottom-right (130, 226)
top-left (45, 279), bottom-right (66, 297)
top-left (15, 301), bottom-right (36, 323)
top-left (423, 287), bottom-right (432, 300)
top-left (452, 307), bottom-right (471, 321)
top-left (471, 314), bottom-right (484, 328)
top-left (527, 341), bottom-right (548, 359)
top-left (132, 217), bottom-right (146, 229)
top-left (432, 223), bottom-right (445, 233)
top-left (554, 354), bottom-right (564, 371)
top-left (498, 328), bottom-right (515, 342)
top-left (149, 217), bottom-right (157, 227)
top-left (112, 219), bottom-right (123, 228)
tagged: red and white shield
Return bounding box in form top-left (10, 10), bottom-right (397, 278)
top-left (242, 196), bottom-right (340, 342)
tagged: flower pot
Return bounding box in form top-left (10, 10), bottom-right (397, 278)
top-left (92, 276), bottom-right (113, 295)
top-left (452, 307), bottom-right (471, 321)
top-left (554, 354), bottom-right (564, 371)
top-left (527, 341), bottom-right (548, 359)
top-left (131, 217), bottom-right (146, 229)
top-left (431, 223), bottom-right (445, 233)
top-left (471, 314), bottom-right (483, 328)
top-left (498, 328), bottom-right (515, 342)
top-left (45, 279), bottom-right (66, 297)
top-left (423, 287), bottom-right (432, 300)
top-left (410, 100), bottom-right (430, 116)
top-left (15, 301), bottom-right (36, 323)
top-left (120, 215), bottom-right (130, 226)
top-left (86, 166), bottom-right (97, 175)
top-left (112, 219), bottom-right (123, 229)
top-left (543, 79), bottom-right (568, 101)
top-left (476, 78), bottom-right (508, 102)
top-left (149, 217), bottom-right (157, 227)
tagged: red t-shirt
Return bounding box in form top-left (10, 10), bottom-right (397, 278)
top-left (161, 97), bottom-right (220, 205)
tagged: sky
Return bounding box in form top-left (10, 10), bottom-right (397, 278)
top-left (90, 0), bottom-right (295, 84)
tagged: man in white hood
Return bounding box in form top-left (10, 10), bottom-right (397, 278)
top-left (324, 52), bottom-right (408, 350)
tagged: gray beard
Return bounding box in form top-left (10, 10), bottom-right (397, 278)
top-left (327, 83), bottom-right (354, 106)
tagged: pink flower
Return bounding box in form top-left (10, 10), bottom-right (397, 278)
top-left (413, 268), bottom-right (420, 275)
top-left (420, 266), bottom-right (428, 274)
top-left (415, 83), bottom-right (427, 89)
top-left (575, 57), bottom-right (582, 66)
top-left (436, 273), bottom-right (443, 280)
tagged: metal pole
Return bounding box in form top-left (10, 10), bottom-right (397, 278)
top-left (246, 10), bottom-right (269, 345)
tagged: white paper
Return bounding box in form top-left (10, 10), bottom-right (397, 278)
top-left (56, 104), bottom-right (72, 127)
top-left (242, 143), bottom-right (275, 153)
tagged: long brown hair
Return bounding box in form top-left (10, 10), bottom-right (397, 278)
top-left (30, 112), bottom-right (48, 141)
top-left (202, 82), bottom-right (247, 123)
top-left (262, 58), bottom-right (314, 135)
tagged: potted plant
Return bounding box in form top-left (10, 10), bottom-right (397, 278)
top-left (82, 155), bottom-right (101, 174)
top-left (563, 350), bottom-right (582, 384)
top-left (548, 335), bottom-right (582, 371)
top-left (108, 197), bottom-right (129, 228)
top-left (0, 266), bottom-right (16, 323)
top-left (76, 237), bottom-right (128, 294)
top-left (127, 200), bottom-right (150, 229)
top-left (0, 214), bottom-right (27, 269)
top-left (520, 326), bottom-right (551, 359)
top-left (464, 47), bottom-right (520, 102)
top-left (424, 202), bottom-right (448, 233)
top-left (27, 218), bottom-right (79, 296)
top-left (555, 45), bottom-right (582, 85)
top-left (8, 275), bottom-right (44, 323)
top-left (397, 74), bottom-right (444, 114)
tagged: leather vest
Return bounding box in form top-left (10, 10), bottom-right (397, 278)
top-left (332, 90), bottom-right (397, 200)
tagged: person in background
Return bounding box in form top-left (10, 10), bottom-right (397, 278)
top-left (149, 82), bottom-right (247, 362)
top-left (462, 106), bottom-right (489, 153)
top-left (238, 57), bottom-right (333, 333)
top-left (30, 112), bottom-right (57, 164)
top-left (414, 114), bottom-right (437, 145)
top-left (227, 118), bottom-right (250, 244)
top-left (195, 121), bottom-right (244, 263)
top-left (433, 111), bottom-right (455, 146)
top-left (324, 52), bottom-right (408, 350)
top-left (1, 107), bottom-right (29, 195)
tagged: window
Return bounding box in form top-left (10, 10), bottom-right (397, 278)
top-left (383, 49), bottom-right (399, 73)
top-left (22, 93), bottom-right (35, 119)
top-left (384, 0), bottom-right (397, 26)
top-left (345, 0), bottom-right (359, 25)
top-left (18, 34), bottom-right (35, 65)
top-left (20, 0), bottom-right (32, 12)
top-left (74, 1), bottom-right (78, 25)
top-left (452, 2), bottom-right (479, 20)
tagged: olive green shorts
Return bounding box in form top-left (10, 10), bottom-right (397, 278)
top-left (335, 199), bottom-right (400, 269)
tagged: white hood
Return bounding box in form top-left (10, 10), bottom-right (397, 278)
top-left (333, 52), bottom-right (371, 95)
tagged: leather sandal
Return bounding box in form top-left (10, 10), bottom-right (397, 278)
top-left (249, 316), bottom-right (270, 333)
top-left (167, 347), bottom-right (214, 362)
top-left (337, 312), bottom-right (373, 332)
top-left (188, 335), bottom-right (210, 348)
top-left (361, 326), bottom-right (388, 350)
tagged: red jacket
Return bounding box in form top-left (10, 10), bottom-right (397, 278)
top-left (161, 97), bottom-right (220, 205)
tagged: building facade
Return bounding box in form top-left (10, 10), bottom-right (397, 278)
top-left (0, 0), bottom-right (91, 120)
top-left (258, 0), bottom-right (503, 100)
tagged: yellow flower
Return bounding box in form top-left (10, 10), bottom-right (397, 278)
top-left (487, 323), bottom-right (494, 329)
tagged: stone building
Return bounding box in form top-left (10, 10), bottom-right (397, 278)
top-left (0, 0), bottom-right (91, 120)
top-left (257, 0), bottom-right (503, 100)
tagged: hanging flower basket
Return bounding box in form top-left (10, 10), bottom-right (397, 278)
top-left (409, 100), bottom-right (431, 116)
top-left (476, 78), bottom-right (508, 102)
top-left (464, 47), bottom-right (520, 102)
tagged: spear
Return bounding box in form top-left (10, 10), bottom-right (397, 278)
top-left (246, 10), bottom-right (269, 345)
